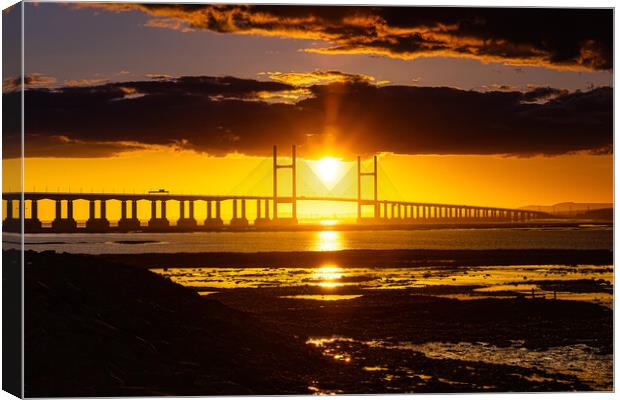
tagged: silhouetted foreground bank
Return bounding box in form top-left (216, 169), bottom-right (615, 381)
top-left (21, 250), bottom-right (331, 396)
top-left (18, 250), bottom-right (613, 395)
top-left (99, 248), bottom-right (613, 269)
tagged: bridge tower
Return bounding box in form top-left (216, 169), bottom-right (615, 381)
top-left (357, 155), bottom-right (379, 221)
top-left (272, 145), bottom-right (297, 224)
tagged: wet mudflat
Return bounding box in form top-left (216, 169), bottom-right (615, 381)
top-left (155, 262), bottom-right (613, 392)
top-left (20, 249), bottom-right (613, 395)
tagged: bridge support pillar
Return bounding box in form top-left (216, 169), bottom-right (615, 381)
top-left (148, 200), bottom-right (170, 229)
top-left (5, 199), bottom-right (13, 220)
top-left (119, 199), bottom-right (141, 231)
top-left (204, 200), bottom-right (224, 228)
top-left (177, 200), bottom-right (198, 229)
top-left (86, 199), bottom-right (110, 231)
top-left (24, 199), bottom-right (42, 231)
top-left (52, 200), bottom-right (77, 232)
top-left (255, 199), bottom-right (271, 226)
top-left (231, 199), bottom-right (249, 227)
top-left (3, 199), bottom-right (21, 232)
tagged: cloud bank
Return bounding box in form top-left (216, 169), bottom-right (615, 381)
top-left (3, 74), bottom-right (612, 159)
top-left (76, 4), bottom-right (613, 70)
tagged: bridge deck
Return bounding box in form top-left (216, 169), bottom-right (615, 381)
top-left (2, 192), bottom-right (546, 215)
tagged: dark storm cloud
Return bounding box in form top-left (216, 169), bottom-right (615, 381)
top-left (77, 4), bottom-right (613, 70)
top-left (4, 75), bottom-right (612, 159)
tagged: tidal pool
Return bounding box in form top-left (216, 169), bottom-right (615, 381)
top-left (307, 337), bottom-right (613, 391)
top-left (151, 263), bottom-right (613, 392)
top-left (153, 264), bottom-right (612, 306)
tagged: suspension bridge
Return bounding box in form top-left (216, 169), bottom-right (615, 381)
top-left (2, 145), bottom-right (549, 233)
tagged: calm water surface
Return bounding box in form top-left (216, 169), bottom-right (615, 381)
top-left (7, 225), bottom-right (613, 254)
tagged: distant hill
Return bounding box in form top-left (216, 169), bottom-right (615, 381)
top-left (578, 208), bottom-right (613, 221)
top-left (520, 202), bottom-right (613, 219)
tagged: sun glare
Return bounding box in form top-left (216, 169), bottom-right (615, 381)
top-left (316, 230), bottom-right (343, 251)
top-left (313, 265), bottom-right (344, 288)
top-left (316, 157), bottom-right (342, 185)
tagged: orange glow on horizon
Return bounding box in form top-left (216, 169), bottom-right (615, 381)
top-left (1, 148), bottom-right (613, 222)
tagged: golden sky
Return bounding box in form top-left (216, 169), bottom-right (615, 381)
top-left (3, 150), bottom-right (612, 223)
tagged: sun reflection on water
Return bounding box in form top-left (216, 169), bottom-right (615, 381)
top-left (312, 265), bottom-right (344, 288)
top-left (316, 230), bottom-right (343, 251)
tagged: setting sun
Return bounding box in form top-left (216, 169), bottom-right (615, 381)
top-left (315, 157), bottom-right (343, 185)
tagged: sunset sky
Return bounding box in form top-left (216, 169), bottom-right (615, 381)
top-left (2, 3), bottom-right (613, 221)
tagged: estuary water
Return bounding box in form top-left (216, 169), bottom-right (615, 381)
top-left (5, 225), bottom-right (613, 254)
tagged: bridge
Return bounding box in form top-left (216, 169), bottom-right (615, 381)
top-left (2, 145), bottom-right (549, 233)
